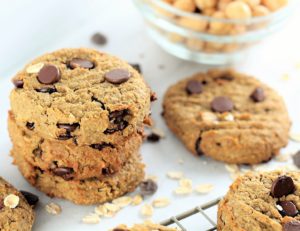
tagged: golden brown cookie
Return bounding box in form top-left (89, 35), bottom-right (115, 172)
top-left (0, 177), bottom-right (35, 231)
top-left (163, 69), bottom-right (290, 164)
top-left (218, 170), bottom-right (300, 231)
top-left (8, 111), bottom-right (143, 180)
top-left (12, 148), bottom-right (145, 205)
top-left (10, 48), bottom-right (152, 146)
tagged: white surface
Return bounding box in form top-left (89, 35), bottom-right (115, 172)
top-left (0, 1), bottom-right (300, 230)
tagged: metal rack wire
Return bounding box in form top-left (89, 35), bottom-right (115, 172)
top-left (160, 197), bottom-right (222, 231)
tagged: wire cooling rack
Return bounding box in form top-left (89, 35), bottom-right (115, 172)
top-left (160, 197), bottom-right (222, 231)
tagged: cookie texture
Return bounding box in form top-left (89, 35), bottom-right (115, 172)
top-left (10, 48), bottom-right (151, 146)
top-left (112, 222), bottom-right (178, 231)
top-left (12, 149), bottom-right (145, 205)
top-left (0, 177), bottom-right (34, 231)
top-left (163, 69), bottom-right (290, 164)
top-left (218, 171), bottom-right (300, 231)
top-left (8, 111), bottom-right (143, 180)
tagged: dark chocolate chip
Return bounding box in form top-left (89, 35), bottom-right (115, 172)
top-left (279, 201), bottom-right (298, 217)
top-left (104, 69), bottom-right (131, 84)
top-left (91, 96), bottom-right (105, 110)
top-left (186, 80), bottom-right (203, 95)
top-left (147, 133), bottom-right (161, 142)
top-left (90, 143), bottom-right (114, 151)
top-left (12, 79), bottom-right (24, 88)
top-left (32, 147), bottom-right (43, 158)
top-left (20, 191), bottom-right (39, 208)
top-left (69, 58), bottom-right (94, 69)
top-left (250, 87), bottom-right (265, 102)
top-left (130, 63), bottom-right (142, 73)
top-left (150, 92), bottom-right (158, 102)
top-left (37, 65), bottom-right (60, 84)
top-left (211, 96), bottom-right (234, 113)
top-left (195, 137), bottom-right (204, 155)
top-left (57, 123), bottom-right (79, 133)
top-left (271, 176), bottom-right (295, 198)
top-left (139, 179), bottom-right (158, 196)
top-left (26, 122), bottom-right (35, 130)
top-left (52, 167), bottom-right (74, 181)
top-left (293, 151), bottom-right (300, 168)
top-left (283, 221), bottom-right (300, 231)
top-left (35, 87), bottom-right (57, 94)
top-left (104, 109), bottom-right (129, 134)
top-left (91, 32), bottom-right (107, 45)
top-left (102, 167), bottom-right (114, 175)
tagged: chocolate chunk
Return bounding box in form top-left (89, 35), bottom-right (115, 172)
top-left (20, 191), bottom-right (39, 208)
top-left (279, 201), bottom-right (298, 217)
top-left (150, 92), bottom-right (158, 102)
top-left (90, 143), bottom-right (114, 151)
top-left (139, 179), bottom-right (158, 196)
top-left (283, 221), bottom-right (300, 231)
top-left (57, 123), bottom-right (79, 133)
top-left (26, 122), bottom-right (35, 130)
top-left (130, 63), bottom-right (142, 73)
top-left (91, 32), bottom-right (107, 45)
top-left (104, 109), bottom-right (129, 134)
top-left (211, 96), bottom-right (234, 113)
top-left (69, 58), bottom-right (94, 69)
top-left (186, 80), bottom-right (203, 95)
top-left (250, 87), bottom-right (265, 102)
top-left (58, 133), bottom-right (72, 140)
top-left (52, 167), bottom-right (74, 181)
top-left (37, 65), bottom-right (60, 84)
top-left (102, 167), bottom-right (114, 175)
top-left (104, 69), bottom-right (131, 84)
top-left (293, 151), bottom-right (300, 168)
top-left (147, 133), bottom-right (161, 142)
top-left (271, 176), bottom-right (295, 198)
top-left (35, 87), bottom-right (57, 94)
top-left (32, 147), bottom-right (43, 158)
top-left (195, 137), bottom-right (204, 155)
top-left (12, 79), bottom-right (24, 88)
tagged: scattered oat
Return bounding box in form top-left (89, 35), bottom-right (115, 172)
top-left (140, 204), bottom-right (154, 217)
top-left (45, 202), bottom-right (61, 215)
top-left (195, 184), bottom-right (214, 194)
top-left (167, 171), bottom-right (184, 180)
top-left (225, 164), bottom-right (239, 173)
top-left (82, 213), bottom-right (100, 224)
top-left (275, 153), bottom-right (291, 162)
top-left (95, 205), bottom-right (107, 216)
top-left (179, 178), bottom-right (193, 188)
top-left (132, 194), bottom-right (143, 206)
top-left (289, 133), bottom-right (300, 142)
top-left (174, 186), bottom-right (193, 195)
top-left (152, 197), bottom-right (171, 208)
top-left (4, 194), bottom-right (19, 208)
top-left (112, 196), bottom-right (132, 208)
top-left (26, 62), bottom-right (44, 74)
top-left (103, 203), bottom-right (120, 213)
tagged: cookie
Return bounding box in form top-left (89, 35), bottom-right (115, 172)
top-left (0, 177), bottom-right (35, 231)
top-left (12, 148), bottom-right (145, 205)
top-left (112, 222), bottom-right (178, 231)
top-left (10, 48), bottom-right (152, 146)
top-left (8, 111), bottom-right (143, 180)
top-left (163, 69), bottom-right (290, 164)
top-left (218, 170), bottom-right (300, 231)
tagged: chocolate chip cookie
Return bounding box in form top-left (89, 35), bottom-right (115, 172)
top-left (0, 177), bottom-right (35, 231)
top-left (10, 48), bottom-right (152, 146)
top-left (112, 222), bottom-right (178, 231)
top-left (218, 170), bottom-right (300, 231)
top-left (163, 69), bottom-right (290, 164)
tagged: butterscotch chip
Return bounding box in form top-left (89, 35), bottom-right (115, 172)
top-left (45, 202), bottom-right (62, 215)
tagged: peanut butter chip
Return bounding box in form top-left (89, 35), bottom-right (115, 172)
top-left (37, 65), bottom-right (61, 84)
top-left (104, 69), bottom-right (131, 84)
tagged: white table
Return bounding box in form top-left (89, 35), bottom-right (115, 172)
top-left (0, 1), bottom-right (300, 230)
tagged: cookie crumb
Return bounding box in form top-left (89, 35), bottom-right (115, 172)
top-left (4, 194), bottom-right (19, 209)
top-left (45, 202), bottom-right (61, 215)
top-left (82, 213), bottom-right (100, 224)
top-left (195, 184), bottom-right (214, 194)
top-left (152, 197), bottom-right (170, 208)
top-left (140, 204), bottom-right (154, 217)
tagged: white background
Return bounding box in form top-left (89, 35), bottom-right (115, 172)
top-left (0, 1), bottom-right (300, 230)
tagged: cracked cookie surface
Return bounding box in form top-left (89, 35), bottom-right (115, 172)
top-left (163, 69), bottom-right (290, 164)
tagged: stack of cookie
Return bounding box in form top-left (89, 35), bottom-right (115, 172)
top-left (8, 48), bottom-right (153, 205)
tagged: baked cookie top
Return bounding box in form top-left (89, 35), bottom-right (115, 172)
top-left (0, 177), bottom-right (35, 231)
top-left (163, 69), bottom-right (290, 164)
top-left (218, 170), bottom-right (300, 231)
top-left (10, 48), bottom-right (152, 145)
top-left (112, 222), bottom-right (178, 231)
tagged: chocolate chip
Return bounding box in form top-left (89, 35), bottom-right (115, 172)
top-left (69, 58), bottom-right (94, 69)
top-left (104, 69), bottom-right (131, 84)
top-left (57, 123), bottom-right (79, 133)
top-left (150, 92), bottom-right (157, 102)
top-left (52, 167), bottom-right (74, 181)
top-left (12, 79), bottom-right (24, 88)
top-left (279, 201), bottom-right (298, 217)
top-left (26, 122), bottom-right (35, 130)
top-left (102, 167), bottom-right (114, 175)
top-left (20, 191), bottom-right (39, 208)
top-left (104, 109), bottom-right (129, 134)
top-left (35, 87), bottom-right (57, 94)
top-left (283, 221), bottom-right (300, 231)
top-left (32, 147), bottom-right (43, 158)
top-left (293, 151), bottom-right (300, 168)
top-left (271, 176), bottom-right (295, 198)
top-left (58, 133), bottom-right (72, 140)
top-left (211, 96), bottom-right (234, 113)
top-left (147, 133), bottom-right (161, 142)
top-left (139, 179), bottom-right (158, 196)
top-left (186, 80), bottom-right (203, 95)
top-left (250, 87), bottom-right (265, 102)
top-left (195, 138), bottom-right (204, 155)
top-left (37, 65), bottom-right (60, 84)
top-left (91, 96), bottom-right (105, 110)
top-left (90, 143), bottom-right (114, 151)
top-left (130, 63), bottom-right (142, 73)
top-left (91, 32), bottom-right (107, 45)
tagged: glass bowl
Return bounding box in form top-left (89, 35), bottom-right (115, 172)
top-left (133, 0), bottom-right (296, 65)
